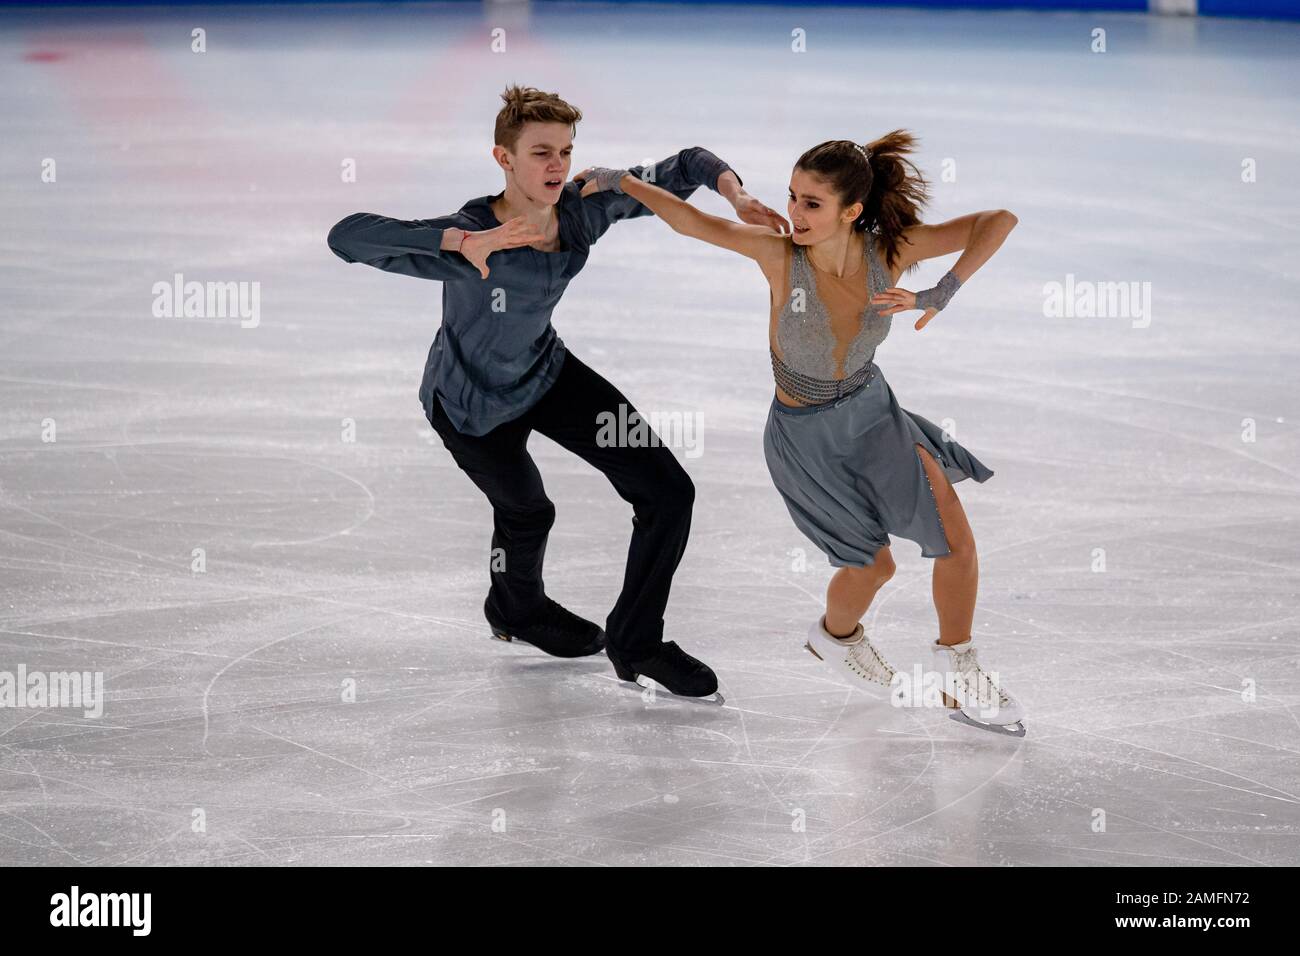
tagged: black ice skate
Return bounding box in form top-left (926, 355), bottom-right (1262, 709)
top-left (485, 596), bottom-right (606, 658)
top-left (607, 640), bottom-right (724, 705)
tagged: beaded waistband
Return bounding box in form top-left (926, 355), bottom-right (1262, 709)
top-left (770, 349), bottom-right (876, 406)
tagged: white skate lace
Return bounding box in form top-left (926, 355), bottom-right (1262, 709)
top-left (845, 635), bottom-right (895, 686)
top-left (947, 645), bottom-right (1010, 709)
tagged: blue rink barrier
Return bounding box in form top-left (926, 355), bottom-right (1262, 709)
top-left (0, 0), bottom-right (1296, 23)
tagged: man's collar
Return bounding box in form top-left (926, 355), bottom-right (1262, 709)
top-left (460, 184), bottom-right (580, 227)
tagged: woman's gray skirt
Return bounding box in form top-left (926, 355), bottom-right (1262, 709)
top-left (762, 362), bottom-right (994, 568)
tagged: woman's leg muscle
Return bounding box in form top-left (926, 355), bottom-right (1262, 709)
top-left (915, 443), bottom-right (978, 646)
top-left (824, 546), bottom-right (896, 637)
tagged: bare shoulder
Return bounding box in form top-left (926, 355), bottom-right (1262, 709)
top-left (740, 227), bottom-right (792, 283)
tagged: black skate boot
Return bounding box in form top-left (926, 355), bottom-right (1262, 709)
top-left (607, 641), bottom-right (723, 704)
top-left (485, 596), bottom-right (606, 658)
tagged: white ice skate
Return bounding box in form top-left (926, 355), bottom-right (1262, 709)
top-left (931, 639), bottom-right (1026, 738)
top-left (804, 617), bottom-right (897, 696)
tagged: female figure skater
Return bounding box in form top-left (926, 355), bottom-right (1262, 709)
top-left (572, 131), bottom-right (1026, 735)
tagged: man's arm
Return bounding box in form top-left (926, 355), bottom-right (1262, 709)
top-left (578, 146), bottom-right (745, 244)
top-left (327, 212), bottom-right (483, 281)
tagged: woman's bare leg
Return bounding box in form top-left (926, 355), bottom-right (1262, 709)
top-left (915, 443), bottom-right (978, 646)
top-left (824, 546), bottom-right (896, 637)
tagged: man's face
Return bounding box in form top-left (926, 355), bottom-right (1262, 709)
top-left (501, 122), bottom-right (573, 206)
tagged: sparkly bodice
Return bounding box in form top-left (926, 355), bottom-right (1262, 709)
top-left (771, 235), bottom-right (892, 403)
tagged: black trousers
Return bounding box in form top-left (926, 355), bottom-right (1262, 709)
top-left (424, 350), bottom-right (695, 658)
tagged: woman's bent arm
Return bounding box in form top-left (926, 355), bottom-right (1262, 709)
top-left (895, 210), bottom-right (1018, 278)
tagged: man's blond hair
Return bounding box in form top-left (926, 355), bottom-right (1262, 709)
top-left (494, 84), bottom-right (582, 152)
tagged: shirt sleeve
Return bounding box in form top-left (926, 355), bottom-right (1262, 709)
top-left (327, 212), bottom-right (482, 281)
top-left (580, 146), bottom-right (742, 245)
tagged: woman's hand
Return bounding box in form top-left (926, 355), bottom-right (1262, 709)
top-left (458, 216), bottom-right (546, 279)
top-left (871, 288), bottom-right (940, 331)
top-left (729, 190), bottom-right (790, 235)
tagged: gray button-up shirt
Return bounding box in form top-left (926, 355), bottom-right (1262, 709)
top-left (327, 147), bottom-right (739, 436)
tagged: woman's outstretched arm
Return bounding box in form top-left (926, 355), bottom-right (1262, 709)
top-left (574, 148), bottom-right (785, 242)
top-left (876, 210), bottom-right (1018, 330)
top-left (578, 167), bottom-right (788, 268)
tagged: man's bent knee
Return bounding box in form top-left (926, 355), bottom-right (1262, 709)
top-left (498, 498), bottom-right (556, 534)
top-left (646, 460), bottom-right (695, 515)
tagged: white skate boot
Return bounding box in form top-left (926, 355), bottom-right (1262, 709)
top-left (931, 639), bottom-right (1026, 737)
top-left (804, 617), bottom-right (897, 697)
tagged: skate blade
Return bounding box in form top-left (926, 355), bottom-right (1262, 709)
top-left (948, 710), bottom-right (1026, 738)
top-left (619, 674), bottom-right (725, 706)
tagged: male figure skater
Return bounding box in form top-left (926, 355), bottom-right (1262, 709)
top-left (327, 85), bottom-right (786, 699)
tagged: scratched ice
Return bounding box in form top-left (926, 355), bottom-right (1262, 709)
top-left (1, 3), bottom-right (1298, 865)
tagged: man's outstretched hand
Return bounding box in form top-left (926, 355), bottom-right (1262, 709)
top-left (458, 216), bottom-right (546, 279)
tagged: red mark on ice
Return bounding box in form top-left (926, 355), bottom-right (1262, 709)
top-left (24, 50), bottom-right (69, 63)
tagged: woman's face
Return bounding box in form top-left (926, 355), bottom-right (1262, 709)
top-left (787, 168), bottom-right (861, 245)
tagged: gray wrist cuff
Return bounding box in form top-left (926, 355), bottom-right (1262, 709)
top-left (915, 270), bottom-right (962, 312)
top-left (587, 167), bottom-right (630, 194)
